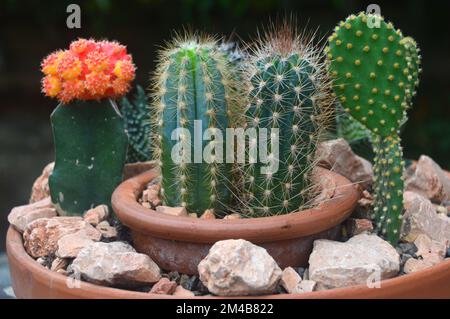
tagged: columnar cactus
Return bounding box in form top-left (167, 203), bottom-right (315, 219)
top-left (121, 85), bottom-right (152, 163)
top-left (151, 35), bottom-right (239, 216)
top-left (41, 38), bottom-right (135, 216)
top-left (241, 23), bottom-right (333, 217)
top-left (327, 12), bottom-right (421, 243)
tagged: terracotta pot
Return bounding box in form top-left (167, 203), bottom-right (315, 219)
top-left (111, 167), bottom-right (359, 275)
top-left (7, 226), bottom-right (450, 298)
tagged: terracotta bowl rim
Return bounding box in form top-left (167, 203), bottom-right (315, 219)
top-left (111, 167), bottom-right (360, 243)
top-left (7, 226), bottom-right (450, 299)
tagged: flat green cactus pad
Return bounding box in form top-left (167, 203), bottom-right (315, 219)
top-left (49, 99), bottom-right (128, 216)
top-left (327, 12), bottom-right (411, 137)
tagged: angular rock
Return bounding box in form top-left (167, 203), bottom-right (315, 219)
top-left (200, 209), bottom-right (215, 219)
top-left (8, 197), bottom-right (56, 233)
top-left (198, 239), bottom-right (282, 296)
top-left (50, 257), bottom-right (69, 272)
top-left (83, 205), bottom-right (109, 226)
top-left (414, 234), bottom-right (447, 259)
top-left (71, 242), bottom-right (161, 287)
top-left (352, 190), bottom-right (374, 219)
top-left (149, 278), bottom-right (177, 295)
top-left (123, 161), bottom-right (155, 180)
top-left (146, 184), bottom-right (161, 208)
top-left (173, 285), bottom-right (195, 297)
top-left (156, 206), bottom-right (187, 217)
top-left (402, 191), bottom-right (450, 247)
top-left (189, 213), bottom-right (198, 218)
top-left (405, 155), bottom-right (450, 202)
top-left (316, 138), bottom-right (373, 190)
top-left (56, 230), bottom-right (97, 258)
top-left (311, 168), bottom-right (337, 206)
top-left (23, 217), bottom-right (101, 258)
top-left (223, 213), bottom-right (242, 220)
top-left (298, 280), bottom-right (316, 293)
top-left (30, 162), bottom-right (54, 203)
top-left (96, 221), bottom-right (118, 240)
top-left (309, 234), bottom-right (400, 290)
top-left (345, 218), bottom-right (373, 237)
top-left (280, 267), bottom-right (302, 294)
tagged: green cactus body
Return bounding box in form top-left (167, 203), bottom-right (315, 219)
top-left (152, 37), bottom-right (237, 215)
top-left (372, 135), bottom-right (404, 243)
top-left (121, 85), bottom-right (152, 163)
top-left (327, 12), bottom-right (421, 243)
top-left (401, 37), bottom-right (421, 109)
top-left (49, 99), bottom-right (128, 216)
top-left (241, 26), bottom-right (332, 217)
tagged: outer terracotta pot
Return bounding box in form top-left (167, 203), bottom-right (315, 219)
top-left (111, 167), bottom-right (360, 275)
top-left (7, 226), bottom-right (450, 298)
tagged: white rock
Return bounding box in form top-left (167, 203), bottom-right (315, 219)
top-left (401, 191), bottom-right (450, 247)
top-left (198, 239), bottom-right (282, 296)
top-left (8, 197), bottom-right (57, 233)
top-left (309, 234), bottom-right (400, 290)
top-left (298, 280), bottom-right (316, 292)
top-left (316, 138), bottom-right (373, 190)
top-left (71, 242), bottom-right (161, 287)
top-left (405, 155), bottom-right (450, 202)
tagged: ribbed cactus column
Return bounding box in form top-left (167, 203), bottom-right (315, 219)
top-left (327, 12), bottom-right (421, 243)
top-left (241, 24), bottom-right (332, 217)
top-left (152, 37), bottom-right (237, 216)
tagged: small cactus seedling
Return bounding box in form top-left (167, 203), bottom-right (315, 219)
top-left (327, 12), bottom-right (421, 243)
top-left (41, 38), bottom-right (135, 215)
top-left (151, 34), bottom-right (240, 216)
top-left (241, 22), bottom-right (334, 217)
top-left (121, 85), bottom-right (152, 163)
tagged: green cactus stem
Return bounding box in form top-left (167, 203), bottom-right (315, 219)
top-left (121, 85), bottom-right (152, 163)
top-left (327, 12), bottom-right (421, 244)
top-left (372, 135), bottom-right (404, 243)
top-left (151, 35), bottom-right (239, 216)
top-left (241, 23), bottom-right (333, 217)
top-left (49, 99), bottom-right (128, 216)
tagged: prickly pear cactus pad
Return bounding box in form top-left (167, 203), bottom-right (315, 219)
top-left (49, 100), bottom-right (128, 215)
top-left (327, 12), bottom-right (412, 137)
top-left (241, 22), bottom-right (334, 217)
top-left (151, 34), bottom-right (240, 216)
top-left (41, 38), bottom-right (135, 216)
top-left (121, 85), bottom-right (152, 163)
top-left (327, 13), bottom-right (421, 244)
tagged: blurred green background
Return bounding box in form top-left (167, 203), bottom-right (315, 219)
top-left (0, 0), bottom-right (449, 251)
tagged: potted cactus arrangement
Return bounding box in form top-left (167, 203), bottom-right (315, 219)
top-left (5, 12), bottom-right (450, 299)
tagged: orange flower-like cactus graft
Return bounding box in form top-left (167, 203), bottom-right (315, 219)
top-left (41, 38), bottom-right (136, 104)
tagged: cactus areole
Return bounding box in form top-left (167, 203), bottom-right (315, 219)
top-left (41, 38), bottom-right (136, 216)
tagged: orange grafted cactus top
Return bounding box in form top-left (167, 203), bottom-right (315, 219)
top-left (41, 38), bottom-right (136, 104)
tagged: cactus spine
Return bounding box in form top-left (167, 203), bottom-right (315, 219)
top-left (327, 12), bottom-right (421, 243)
top-left (121, 85), bottom-right (152, 163)
top-left (152, 35), bottom-right (239, 216)
top-left (241, 23), bottom-right (333, 217)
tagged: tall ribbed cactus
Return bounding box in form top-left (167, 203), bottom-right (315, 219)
top-left (241, 23), bottom-right (333, 217)
top-left (327, 12), bottom-right (421, 243)
top-left (151, 35), bottom-right (239, 216)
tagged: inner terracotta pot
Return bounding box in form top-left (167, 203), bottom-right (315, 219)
top-left (112, 167), bottom-right (360, 275)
